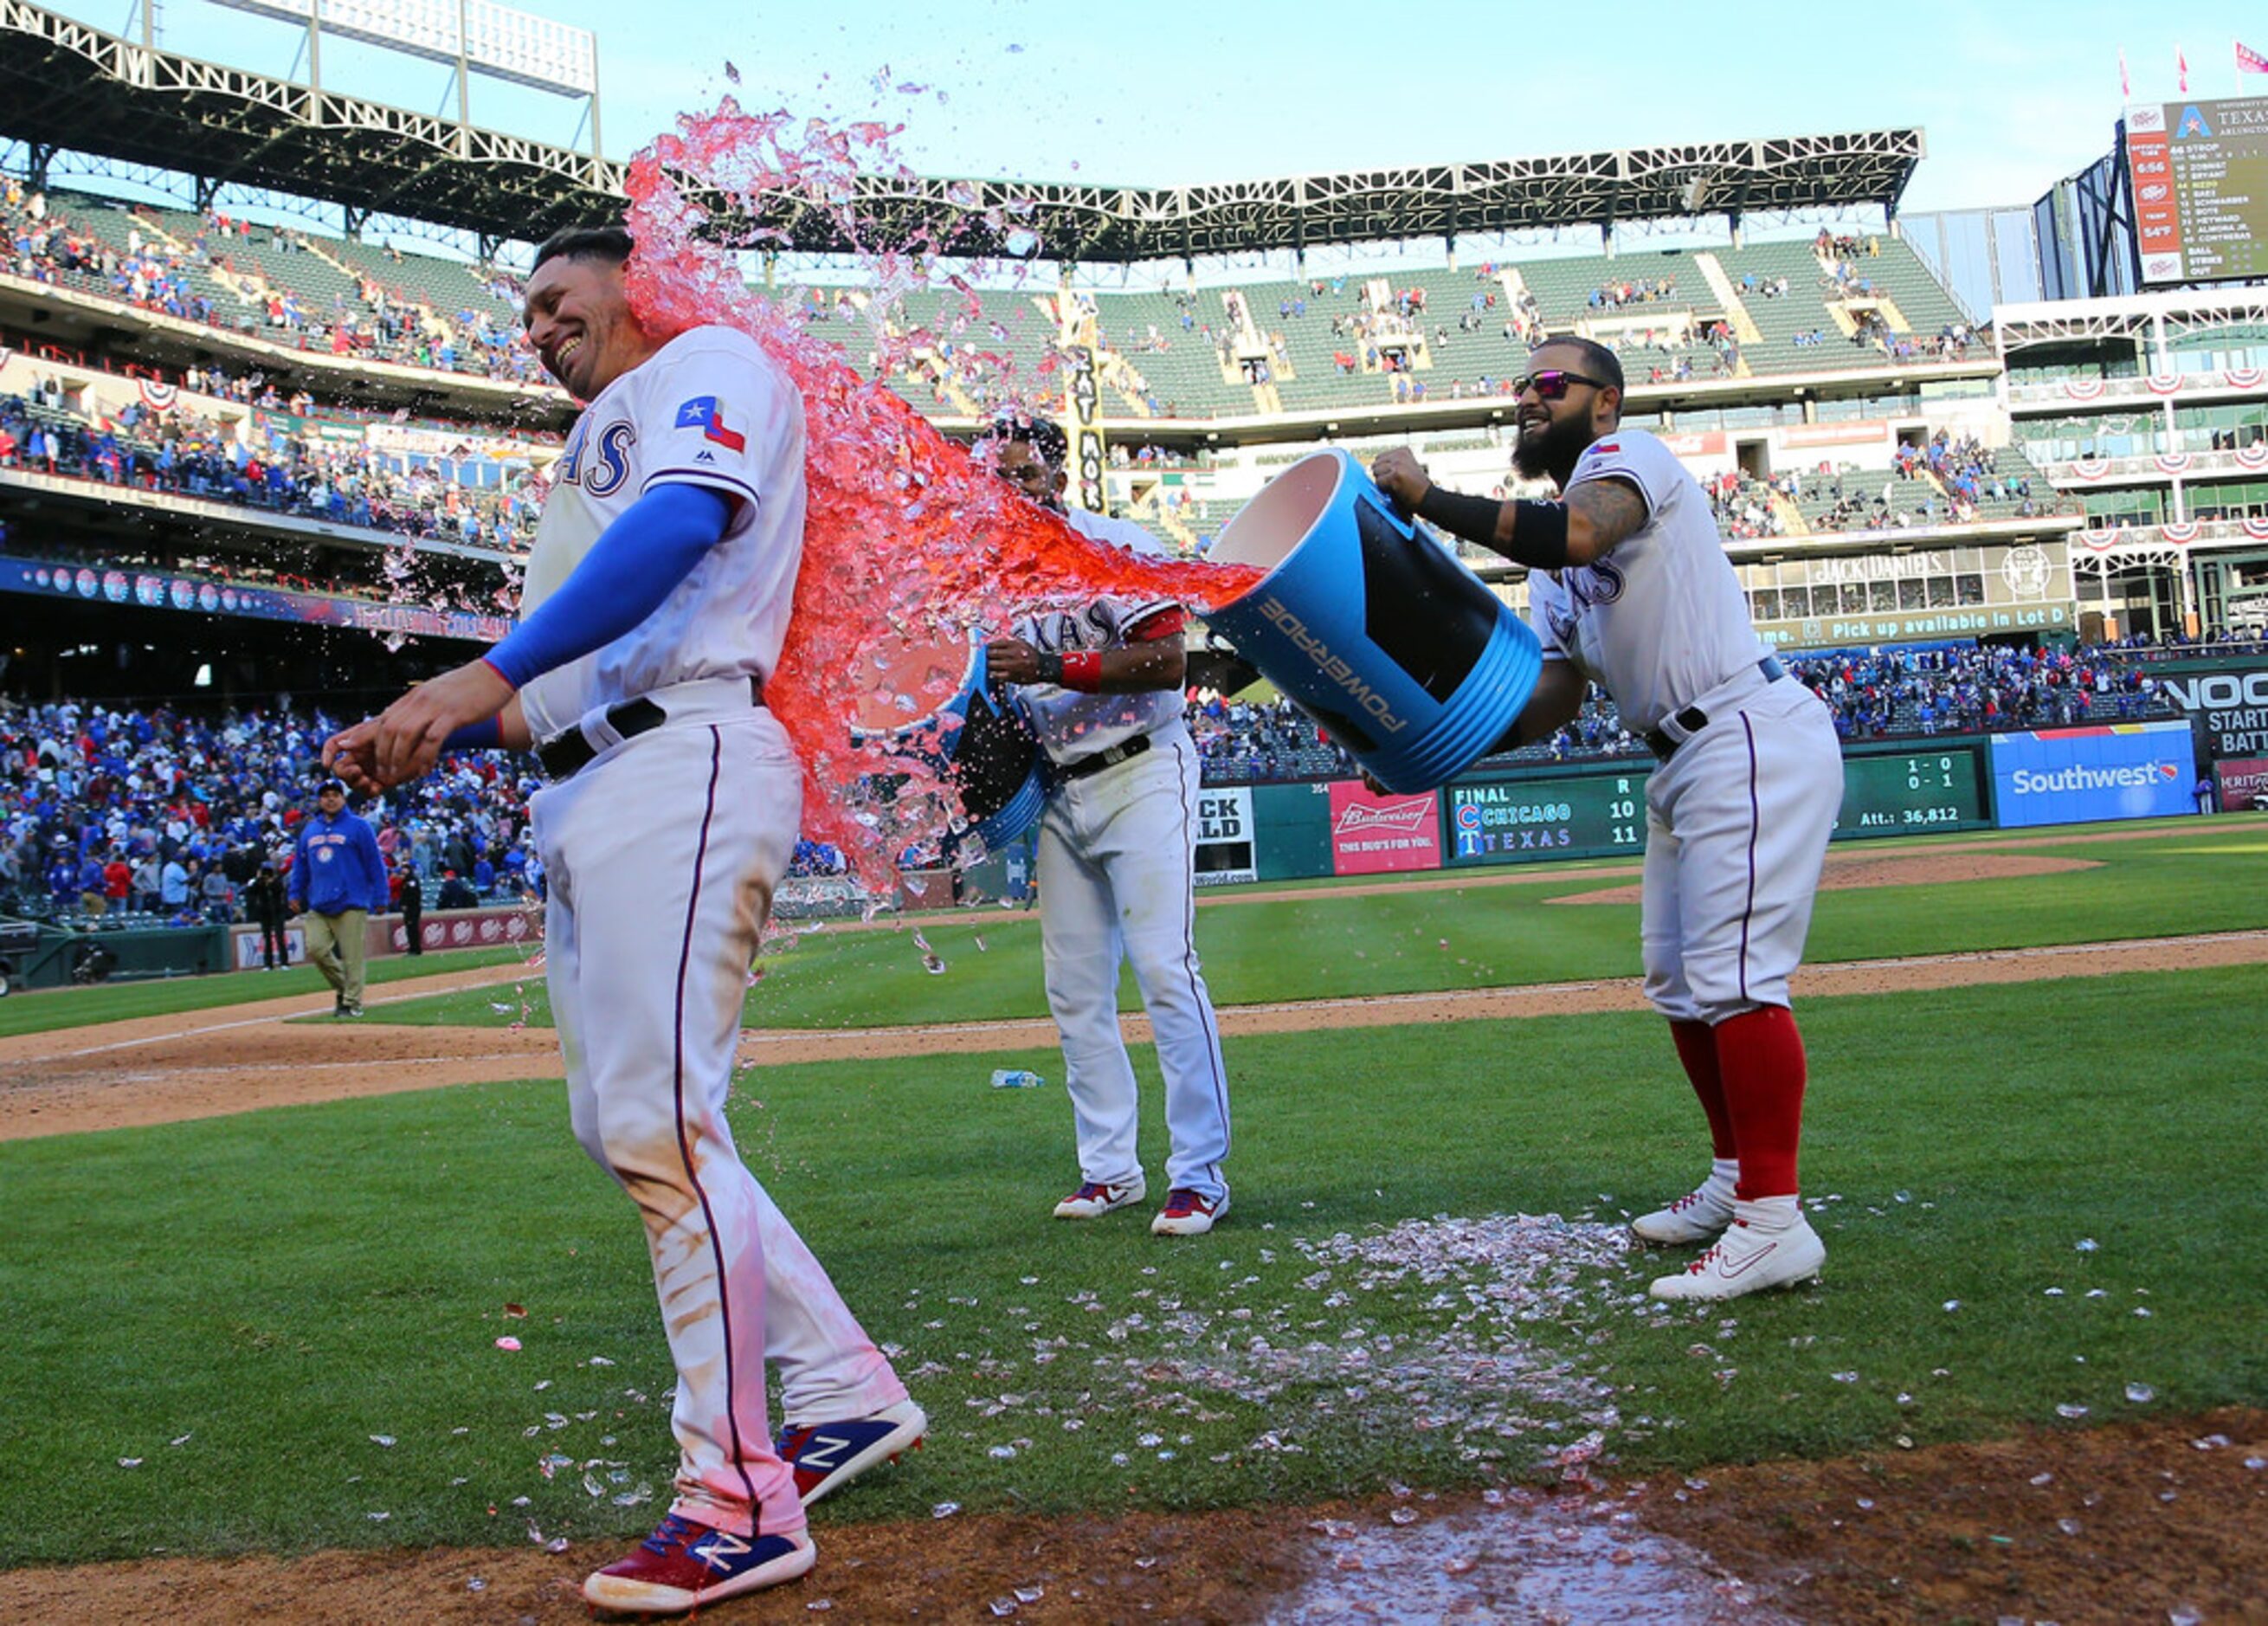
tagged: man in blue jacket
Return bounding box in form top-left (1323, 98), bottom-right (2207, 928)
top-left (288, 777), bottom-right (388, 1017)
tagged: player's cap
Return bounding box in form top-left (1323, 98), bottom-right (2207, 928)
top-left (313, 776), bottom-right (345, 795)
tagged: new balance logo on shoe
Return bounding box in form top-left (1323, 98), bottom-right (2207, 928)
top-left (687, 1527), bottom-right (752, 1574)
top-left (776, 1398), bottom-right (927, 1507)
top-left (791, 1432), bottom-right (854, 1473)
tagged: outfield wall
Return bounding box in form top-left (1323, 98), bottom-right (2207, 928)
top-left (1197, 722), bottom-right (2201, 882)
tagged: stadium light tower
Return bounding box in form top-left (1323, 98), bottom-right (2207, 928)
top-left (208, 0), bottom-right (603, 159)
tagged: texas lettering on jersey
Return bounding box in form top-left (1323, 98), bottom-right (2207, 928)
top-left (1019, 599), bottom-right (1169, 655)
top-left (1541, 557), bottom-right (1627, 648)
top-left (554, 416), bottom-right (638, 496)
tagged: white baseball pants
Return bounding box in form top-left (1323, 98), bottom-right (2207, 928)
top-left (1640, 675), bottom-right (1843, 1023)
top-left (533, 707), bottom-right (905, 1541)
top-left (1037, 721), bottom-right (1231, 1201)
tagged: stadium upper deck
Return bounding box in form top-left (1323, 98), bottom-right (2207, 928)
top-left (10, 179), bottom-right (1997, 430)
top-left (1, 0), bottom-right (2204, 656)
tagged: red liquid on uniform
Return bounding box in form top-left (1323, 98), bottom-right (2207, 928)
top-left (619, 101), bottom-right (1261, 894)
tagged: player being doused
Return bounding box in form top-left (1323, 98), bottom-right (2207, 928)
top-left (326, 224), bottom-right (924, 1616)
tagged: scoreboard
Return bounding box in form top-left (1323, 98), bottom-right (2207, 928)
top-left (1442, 745), bottom-right (1989, 867)
top-left (1445, 771), bottom-right (1646, 864)
top-left (2126, 96), bottom-right (2268, 285)
top-left (1834, 747), bottom-right (1991, 837)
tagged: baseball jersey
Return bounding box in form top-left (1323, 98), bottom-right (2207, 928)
top-left (1013, 507), bottom-right (1183, 765)
top-left (1526, 427), bottom-right (1766, 736)
top-left (518, 326), bottom-right (804, 743)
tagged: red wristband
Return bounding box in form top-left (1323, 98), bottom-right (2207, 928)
top-left (1059, 650), bottom-right (1104, 692)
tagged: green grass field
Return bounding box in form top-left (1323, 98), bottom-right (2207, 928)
top-left (0, 945), bottom-right (528, 1041)
top-left (369, 826), bottom-right (2268, 1032)
top-left (0, 822), bottom-right (2262, 1570)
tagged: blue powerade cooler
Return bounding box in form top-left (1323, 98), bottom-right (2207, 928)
top-left (1205, 448), bottom-right (1543, 792)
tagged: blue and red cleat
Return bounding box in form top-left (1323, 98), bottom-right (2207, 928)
top-left (583, 1512), bottom-right (815, 1615)
top-left (774, 1397), bottom-right (928, 1506)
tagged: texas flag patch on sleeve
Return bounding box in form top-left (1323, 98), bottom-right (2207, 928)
top-left (673, 396), bottom-right (746, 454)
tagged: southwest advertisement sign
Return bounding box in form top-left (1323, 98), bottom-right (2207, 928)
top-left (2156, 664), bottom-right (2268, 757)
top-left (1327, 783), bottom-right (1440, 875)
top-left (1989, 721), bottom-right (2197, 828)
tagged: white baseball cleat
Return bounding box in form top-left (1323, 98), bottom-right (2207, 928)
top-left (1631, 1181), bottom-right (1737, 1245)
top-left (1648, 1210), bottom-right (1825, 1301)
top-left (1150, 1188), bottom-right (1228, 1236)
top-left (1053, 1178), bottom-right (1146, 1219)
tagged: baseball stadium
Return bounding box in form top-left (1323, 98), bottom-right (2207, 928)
top-left (3, 2), bottom-right (2266, 1620)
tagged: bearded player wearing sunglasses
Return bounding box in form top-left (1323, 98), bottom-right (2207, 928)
top-left (1370, 337), bottom-right (1844, 1302)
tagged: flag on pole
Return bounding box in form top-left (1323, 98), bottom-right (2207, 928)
top-left (2120, 48), bottom-right (2131, 99)
top-left (2177, 44), bottom-right (2188, 92)
top-left (2239, 40), bottom-right (2268, 75)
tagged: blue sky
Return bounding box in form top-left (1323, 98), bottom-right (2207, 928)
top-left (42, 0), bottom-right (2268, 218)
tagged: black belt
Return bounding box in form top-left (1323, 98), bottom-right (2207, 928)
top-left (1055, 731), bottom-right (1152, 783)
top-left (536, 675), bottom-right (764, 779)
top-left (1643, 656), bottom-right (1787, 762)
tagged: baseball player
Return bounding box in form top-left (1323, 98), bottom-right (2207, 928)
top-left (1371, 336), bottom-right (1843, 1302)
top-left (980, 413), bottom-right (1233, 1237)
top-left (325, 225), bottom-right (923, 1616)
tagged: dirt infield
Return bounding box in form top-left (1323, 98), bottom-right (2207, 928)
top-left (4, 1410), bottom-right (2258, 1623)
top-left (8, 833), bottom-right (2264, 1620)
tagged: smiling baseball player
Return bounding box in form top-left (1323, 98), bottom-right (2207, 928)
top-left (1372, 336), bottom-right (1843, 1302)
top-left (326, 225), bottom-right (922, 1616)
top-left (980, 413), bottom-right (1233, 1238)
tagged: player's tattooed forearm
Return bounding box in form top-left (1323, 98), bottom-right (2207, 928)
top-left (1565, 477), bottom-right (1648, 555)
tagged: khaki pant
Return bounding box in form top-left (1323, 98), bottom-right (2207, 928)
top-left (302, 908), bottom-right (369, 1010)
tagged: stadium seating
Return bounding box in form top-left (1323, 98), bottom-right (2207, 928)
top-left (13, 170), bottom-right (2009, 416)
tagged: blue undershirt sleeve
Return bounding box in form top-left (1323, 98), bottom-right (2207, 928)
top-left (482, 484), bottom-right (736, 691)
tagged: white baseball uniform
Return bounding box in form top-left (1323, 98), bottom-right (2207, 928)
top-left (1527, 428), bottom-right (1842, 1023)
top-left (523, 325), bottom-right (906, 1543)
top-left (1014, 507), bottom-right (1231, 1203)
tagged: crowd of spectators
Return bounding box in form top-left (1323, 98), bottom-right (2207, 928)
top-left (5, 180), bottom-right (546, 385)
top-left (1188, 636), bottom-right (2220, 772)
top-left (1189, 694), bottom-right (1357, 784)
top-left (0, 700), bottom-right (541, 927)
top-left (1588, 276), bottom-right (1679, 310)
top-left (0, 377), bottom-right (546, 553)
top-left (1705, 468), bottom-right (1791, 540)
top-left (1897, 429), bottom-right (2034, 517)
top-left (1788, 643), bottom-right (2183, 739)
top-left (2, 630), bottom-right (2255, 929)
top-left (1691, 447), bottom-right (2062, 539)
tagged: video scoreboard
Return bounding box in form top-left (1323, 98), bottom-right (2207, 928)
top-left (1833, 747), bottom-right (1990, 836)
top-left (2126, 96), bottom-right (2268, 285)
top-left (1441, 745), bottom-right (1991, 868)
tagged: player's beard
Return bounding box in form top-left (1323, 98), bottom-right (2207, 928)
top-left (1511, 411), bottom-right (1591, 488)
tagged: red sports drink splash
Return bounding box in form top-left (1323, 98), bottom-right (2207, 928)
top-left (617, 99), bottom-right (1260, 895)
